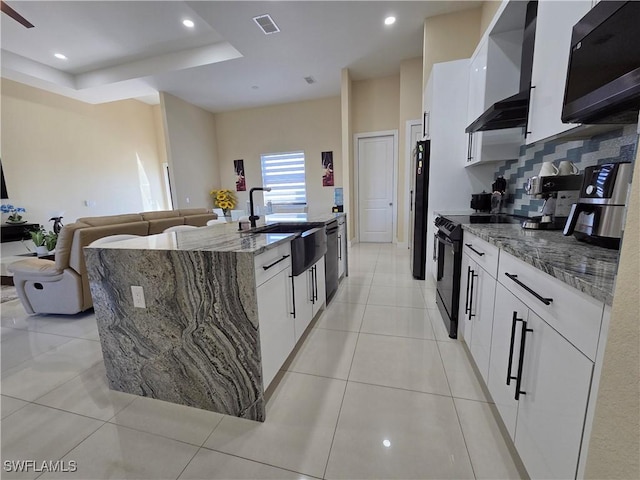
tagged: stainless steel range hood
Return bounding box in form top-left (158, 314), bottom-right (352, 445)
top-left (466, 1), bottom-right (538, 134)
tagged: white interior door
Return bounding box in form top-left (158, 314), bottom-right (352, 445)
top-left (358, 135), bottom-right (394, 243)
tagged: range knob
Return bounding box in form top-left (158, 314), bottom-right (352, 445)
top-left (586, 185), bottom-right (595, 195)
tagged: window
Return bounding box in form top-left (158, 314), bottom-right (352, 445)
top-left (260, 151), bottom-right (307, 205)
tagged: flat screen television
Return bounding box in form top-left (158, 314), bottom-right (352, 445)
top-left (562, 1), bottom-right (640, 125)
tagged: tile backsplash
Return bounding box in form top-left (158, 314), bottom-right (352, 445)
top-left (494, 125), bottom-right (639, 217)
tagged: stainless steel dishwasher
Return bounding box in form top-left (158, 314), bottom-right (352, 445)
top-left (324, 220), bottom-right (339, 303)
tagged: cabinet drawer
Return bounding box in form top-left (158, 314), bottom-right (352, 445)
top-left (498, 251), bottom-right (603, 361)
top-left (463, 231), bottom-right (499, 278)
top-left (254, 242), bottom-right (292, 287)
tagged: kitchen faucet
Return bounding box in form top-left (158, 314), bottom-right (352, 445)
top-left (249, 187), bottom-right (271, 228)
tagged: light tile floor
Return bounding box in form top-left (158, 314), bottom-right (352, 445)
top-left (0, 243), bottom-right (526, 479)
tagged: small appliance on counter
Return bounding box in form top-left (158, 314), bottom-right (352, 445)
top-left (522, 174), bottom-right (583, 230)
top-left (563, 162), bottom-right (633, 249)
top-left (470, 192), bottom-right (492, 212)
top-left (491, 176), bottom-right (507, 214)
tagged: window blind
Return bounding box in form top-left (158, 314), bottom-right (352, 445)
top-left (260, 151), bottom-right (307, 205)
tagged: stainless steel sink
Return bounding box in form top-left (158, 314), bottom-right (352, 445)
top-left (254, 224), bottom-right (327, 275)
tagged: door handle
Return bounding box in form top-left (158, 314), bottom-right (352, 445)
top-left (388, 202), bottom-right (393, 206)
top-left (410, 191), bottom-right (413, 211)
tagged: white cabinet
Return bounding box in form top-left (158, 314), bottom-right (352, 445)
top-left (489, 283), bottom-right (594, 480)
top-left (338, 218), bottom-right (347, 279)
top-left (515, 309), bottom-right (593, 480)
top-left (526, 0), bottom-right (591, 145)
top-left (458, 233), bottom-right (499, 383)
top-left (313, 259), bottom-right (326, 317)
top-left (255, 245), bottom-right (294, 389)
top-left (465, 25), bottom-right (523, 166)
top-left (292, 257), bottom-right (326, 342)
top-left (488, 283), bottom-right (525, 440)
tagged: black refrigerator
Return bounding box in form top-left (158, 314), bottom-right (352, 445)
top-left (411, 140), bottom-right (430, 279)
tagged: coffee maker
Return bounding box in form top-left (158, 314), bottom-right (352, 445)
top-left (563, 162), bottom-right (633, 249)
top-left (522, 174), bottom-right (583, 229)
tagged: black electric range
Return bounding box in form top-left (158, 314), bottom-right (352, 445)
top-left (434, 214), bottom-right (521, 338)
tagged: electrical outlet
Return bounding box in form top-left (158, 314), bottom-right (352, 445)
top-left (131, 286), bottom-right (146, 308)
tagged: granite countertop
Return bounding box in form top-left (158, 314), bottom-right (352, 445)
top-left (462, 223), bottom-right (619, 305)
top-left (264, 212), bottom-right (345, 224)
top-left (85, 223), bottom-right (296, 256)
top-left (84, 214), bottom-right (346, 256)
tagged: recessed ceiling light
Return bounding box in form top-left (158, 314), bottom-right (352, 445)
top-left (54, 53), bottom-right (67, 60)
top-left (251, 86), bottom-right (259, 90)
top-left (182, 19), bottom-right (195, 28)
top-left (384, 16), bottom-right (396, 26)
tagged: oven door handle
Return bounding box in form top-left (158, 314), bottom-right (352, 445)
top-left (436, 234), bottom-right (454, 247)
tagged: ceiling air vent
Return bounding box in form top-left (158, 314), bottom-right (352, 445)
top-left (253, 14), bottom-right (280, 35)
top-left (304, 76), bottom-right (316, 85)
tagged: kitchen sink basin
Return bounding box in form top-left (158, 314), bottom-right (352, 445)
top-left (253, 223), bottom-right (327, 275)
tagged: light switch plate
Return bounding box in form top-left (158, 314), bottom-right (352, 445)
top-left (131, 286), bottom-right (146, 308)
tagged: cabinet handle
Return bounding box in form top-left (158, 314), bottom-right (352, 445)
top-left (465, 243), bottom-right (485, 256)
top-left (309, 268), bottom-right (315, 304)
top-left (504, 273), bottom-right (553, 305)
top-left (338, 235), bottom-right (342, 260)
top-left (464, 266), bottom-right (472, 315)
top-left (524, 84), bottom-right (535, 138)
top-left (262, 255), bottom-right (290, 270)
top-left (289, 274), bottom-right (296, 318)
top-left (433, 233), bottom-right (438, 261)
top-left (468, 269), bottom-right (478, 319)
top-left (313, 265), bottom-right (318, 301)
top-left (514, 320), bottom-right (533, 401)
top-left (506, 312), bottom-right (521, 386)
top-left (467, 133), bottom-right (473, 161)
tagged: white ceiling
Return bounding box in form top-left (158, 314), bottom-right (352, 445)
top-left (1, 1), bottom-right (479, 113)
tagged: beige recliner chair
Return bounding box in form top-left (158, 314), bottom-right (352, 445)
top-left (8, 209), bottom-right (216, 315)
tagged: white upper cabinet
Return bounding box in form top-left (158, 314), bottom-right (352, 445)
top-left (526, 0), bottom-right (592, 145)
top-left (465, 2), bottom-right (525, 166)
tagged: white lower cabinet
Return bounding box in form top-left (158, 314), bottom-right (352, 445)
top-left (256, 264), bottom-right (295, 389)
top-left (458, 235), bottom-right (498, 383)
top-left (515, 309), bottom-right (594, 480)
top-left (292, 258), bottom-right (326, 342)
top-left (489, 282), bottom-right (594, 479)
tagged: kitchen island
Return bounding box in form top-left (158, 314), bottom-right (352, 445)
top-left (85, 215), bottom-right (345, 422)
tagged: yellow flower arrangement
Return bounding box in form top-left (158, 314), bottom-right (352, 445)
top-left (210, 189), bottom-right (237, 211)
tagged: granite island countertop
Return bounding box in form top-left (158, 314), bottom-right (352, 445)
top-left (85, 222), bottom-right (296, 255)
top-left (85, 213), bottom-right (346, 255)
top-left (462, 223), bottom-right (620, 305)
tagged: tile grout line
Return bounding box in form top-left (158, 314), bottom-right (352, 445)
top-left (321, 280), bottom-right (366, 479)
top-left (433, 336), bottom-right (479, 480)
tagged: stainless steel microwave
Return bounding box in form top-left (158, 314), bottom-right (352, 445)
top-left (561, 1), bottom-right (640, 125)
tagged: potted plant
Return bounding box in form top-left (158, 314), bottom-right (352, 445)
top-left (30, 228), bottom-right (56, 256)
top-left (1, 204), bottom-right (26, 223)
top-left (210, 189), bottom-right (237, 216)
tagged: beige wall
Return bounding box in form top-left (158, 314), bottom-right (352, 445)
top-left (160, 92), bottom-right (220, 210)
top-left (398, 57), bottom-right (424, 244)
top-left (214, 96), bottom-right (342, 217)
top-left (585, 149), bottom-right (640, 479)
top-left (0, 79), bottom-right (167, 227)
top-left (481, 0), bottom-right (503, 37)
top-left (423, 6), bottom-right (483, 90)
top-left (352, 75), bottom-right (400, 135)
